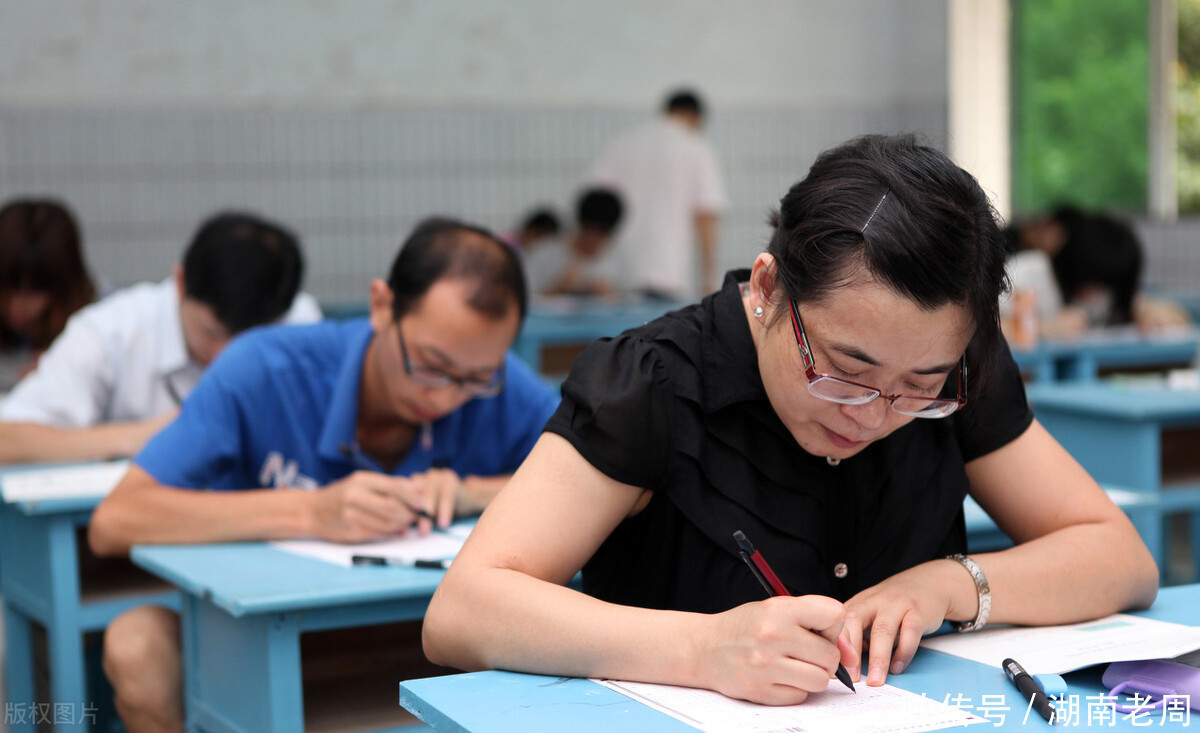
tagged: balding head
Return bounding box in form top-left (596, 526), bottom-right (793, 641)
top-left (386, 217), bottom-right (528, 323)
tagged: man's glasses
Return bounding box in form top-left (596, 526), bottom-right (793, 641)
top-left (396, 325), bottom-right (505, 398)
top-left (787, 299), bottom-right (967, 419)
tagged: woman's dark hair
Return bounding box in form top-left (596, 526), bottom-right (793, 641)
top-left (0, 198), bottom-right (97, 349)
top-left (766, 134), bottom-right (1009, 386)
top-left (182, 212), bottom-right (305, 334)
top-left (1048, 206), bottom-right (1143, 325)
top-left (387, 217), bottom-right (527, 323)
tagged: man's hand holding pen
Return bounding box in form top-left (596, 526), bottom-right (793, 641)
top-left (308, 469), bottom-right (462, 542)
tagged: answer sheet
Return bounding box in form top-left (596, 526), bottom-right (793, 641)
top-left (921, 613), bottom-right (1200, 674)
top-left (594, 677), bottom-right (986, 733)
top-left (270, 523), bottom-right (474, 567)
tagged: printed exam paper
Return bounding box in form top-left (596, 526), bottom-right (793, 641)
top-left (594, 677), bottom-right (986, 733)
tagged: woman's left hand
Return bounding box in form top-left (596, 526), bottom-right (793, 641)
top-left (841, 559), bottom-right (968, 687)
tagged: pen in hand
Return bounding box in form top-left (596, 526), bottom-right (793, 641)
top-left (408, 506), bottom-right (436, 523)
top-left (733, 530), bottom-right (855, 693)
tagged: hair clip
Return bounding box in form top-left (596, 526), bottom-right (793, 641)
top-left (860, 190), bottom-right (891, 234)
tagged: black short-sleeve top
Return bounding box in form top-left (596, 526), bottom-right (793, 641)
top-left (543, 270), bottom-right (1034, 614)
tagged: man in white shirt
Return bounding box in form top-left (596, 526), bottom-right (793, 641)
top-left (587, 89), bottom-right (728, 300)
top-left (0, 212), bottom-right (322, 463)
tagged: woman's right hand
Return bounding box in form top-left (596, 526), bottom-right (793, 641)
top-left (695, 595), bottom-right (853, 705)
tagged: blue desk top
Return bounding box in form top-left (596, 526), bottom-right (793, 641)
top-left (400, 585), bottom-right (1200, 732)
top-left (1, 495), bottom-right (102, 516)
top-left (131, 542), bottom-right (444, 617)
top-left (1012, 327), bottom-right (1200, 360)
top-left (519, 301), bottom-right (681, 340)
top-left (1027, 381), bottom-right (1200, 421)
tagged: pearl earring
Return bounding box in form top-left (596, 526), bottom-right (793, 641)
top-left (753, 306), bottom-right (764, 318)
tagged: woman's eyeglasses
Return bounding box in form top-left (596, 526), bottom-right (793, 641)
top-left (787, 299), bottom-right (967, 419)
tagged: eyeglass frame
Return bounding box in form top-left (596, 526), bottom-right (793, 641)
top-left (786, 297), bottom-right (967, 418)
top-left (394, 322), bottom-right (506, 398)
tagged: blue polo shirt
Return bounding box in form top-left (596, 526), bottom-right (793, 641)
top-left (135, 318), bottom-right (559, 490)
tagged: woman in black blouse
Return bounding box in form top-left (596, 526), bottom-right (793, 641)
top-left (424, 135), bottom-right (1158, 705)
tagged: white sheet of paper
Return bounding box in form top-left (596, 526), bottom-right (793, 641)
top-left (271, 523), bottom-right (474, 567)
top-left (594, 677), bottom-right (986, 733)
top-left (922, 613), bottom-right (1200, 674)
top-left (0, 460), bottom-right (130, 503)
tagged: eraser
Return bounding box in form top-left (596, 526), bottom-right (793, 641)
top-left (1034, 673), bottom-right (1068, 699)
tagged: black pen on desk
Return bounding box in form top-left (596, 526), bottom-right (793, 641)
top-left (732, 530), bottom-right (855, 693)
top-left (1003, 657), bottom-right (1056, 725)
top-left (351, 555), bottom-right (452, 569)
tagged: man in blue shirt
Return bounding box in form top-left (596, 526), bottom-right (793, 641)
top-left (89, 217), bottom-right (559, 732)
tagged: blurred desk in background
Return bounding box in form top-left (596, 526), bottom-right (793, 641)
top-left (1027, 379), bottom-right (1200, 584)
top-left (1011, 326), bottom-right (1200, 383)
top-left (514, 297), bottom-right (682, 380)
top-left (963, 487), bottom-right (1159, 554)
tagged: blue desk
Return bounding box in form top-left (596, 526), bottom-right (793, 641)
top-left (514, 300), bottom-right (681, 377)
top-left (131, 542), bottom-right (444, 732)
top-left (1, 491), bottom-right (180, 733)
top-left (1011, 328), bottom-right (1200, 383)
top-left (398, 584), bottom-right (1200, 732)
top-left (1028, 381), bottom-right (1200, 583)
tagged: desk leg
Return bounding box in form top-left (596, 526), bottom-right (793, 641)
top-left (46, 520), bottom-right (89, 731)
top-left (183, 596), bottom-right (303, 733)
top-left (4, 605), bottom-right (35, 733)
top-left (1060, 354), bottom-right (1099, 382)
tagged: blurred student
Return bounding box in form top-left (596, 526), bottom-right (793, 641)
top-left (587, 88), bottom-right (727, 300)
top-left (89, 217), bottom-right (558, 732)
top-left (0, 198), bottom-right (97, 375)
top-left (502, 207), bottom-right (561, 253)
top-left (529, 188), bottom-right (624, 297)
top-left (1002, 206), bottom-right (1190, 341)
top-left (0, 211), bottom-right (322, 464)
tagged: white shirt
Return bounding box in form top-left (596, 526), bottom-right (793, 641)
top-left (522, 238), bottom-right (612, 295)
top-left (588, 117), bottom-right (727, 299)
top-left (999, 249), bottom-right (1063, 321)
top-left (0, 278), bottom-right (322, 427)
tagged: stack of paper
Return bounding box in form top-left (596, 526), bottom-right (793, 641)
top-left (921, 613), bottom-right (1200, 674)
top-left (0, 460), bottom-right (131, 503)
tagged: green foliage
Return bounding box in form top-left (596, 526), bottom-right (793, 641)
top-left (1178, 0), bottom-right (1200, 212)
top-left (1012, 0), bottom-right (1149, 215)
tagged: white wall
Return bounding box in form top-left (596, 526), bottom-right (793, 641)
top-left (0, 1), bottom-right (945, 107)
top-left (0, 1), bottom-right (951, 303)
